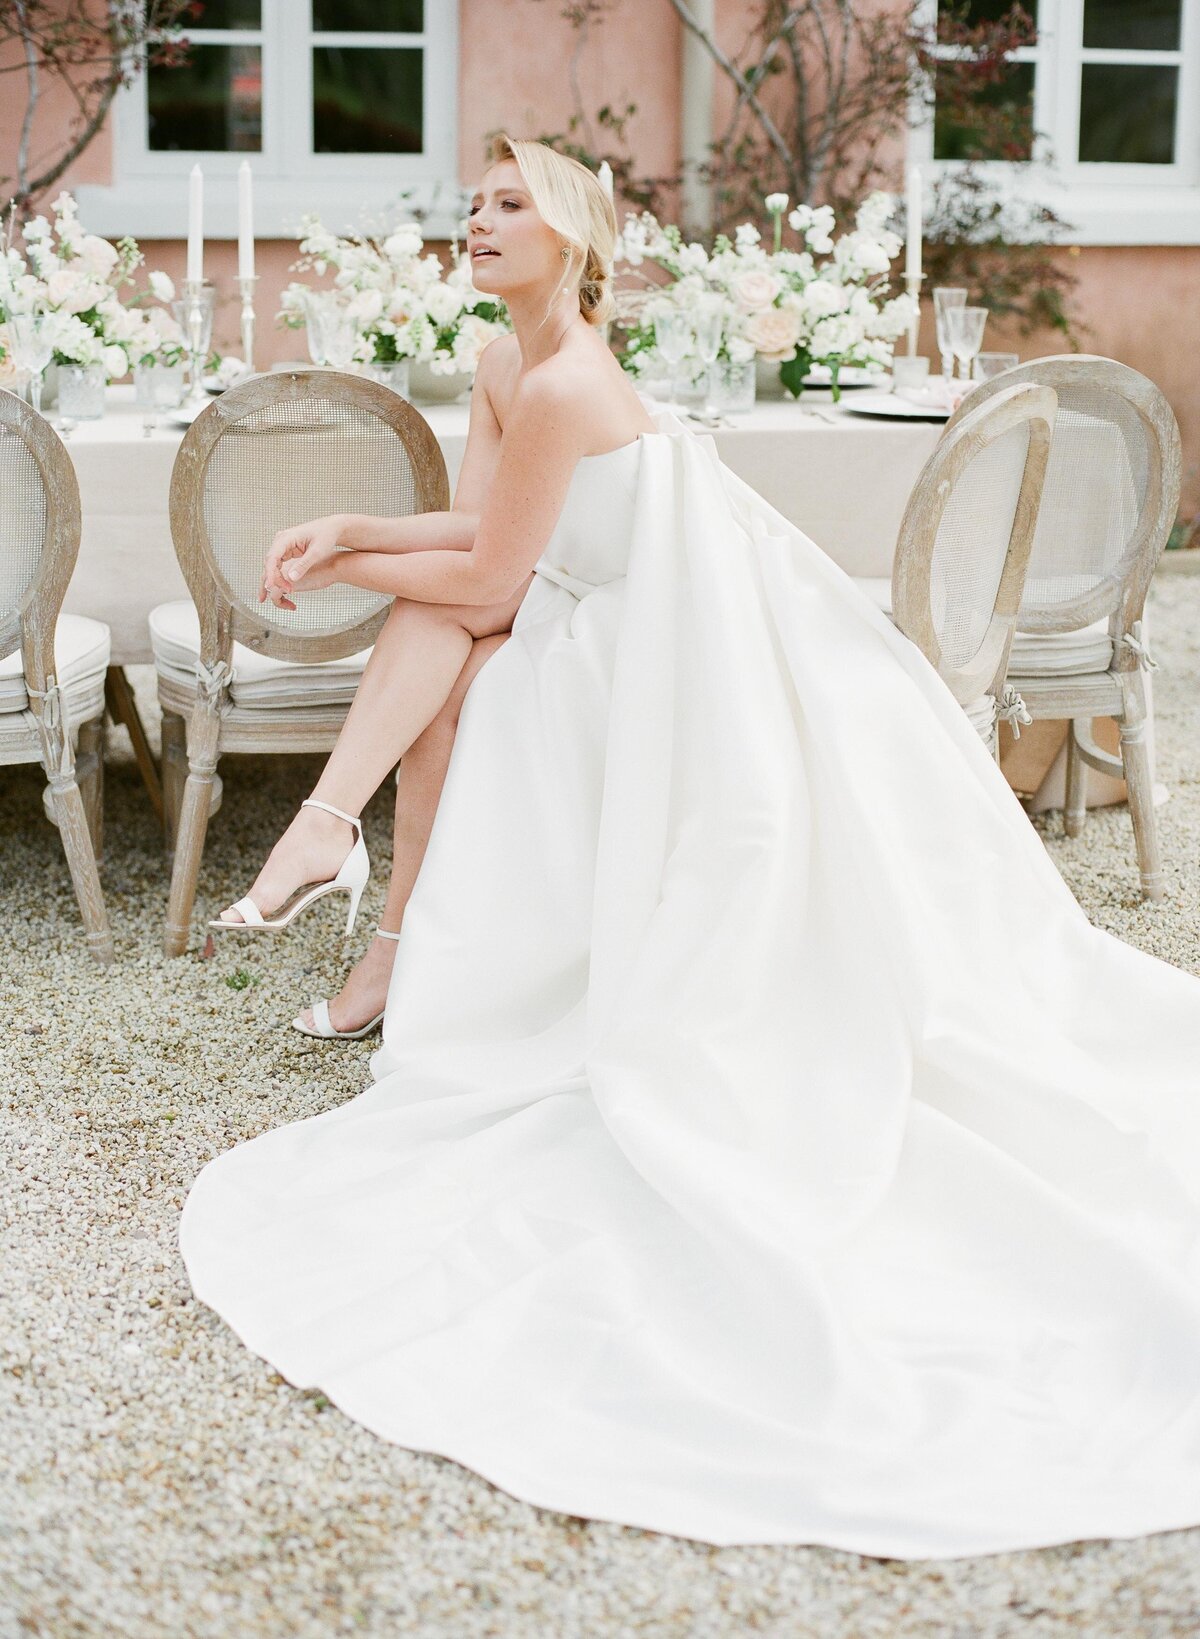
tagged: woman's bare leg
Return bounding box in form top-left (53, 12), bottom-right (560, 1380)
top-left (297, 629), bottom-right (510, 1032)
top-left (219, 582), bottom-right (529, 924)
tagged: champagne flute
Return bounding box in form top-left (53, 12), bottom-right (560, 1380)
top-left (9, 314), bottom-right (53, 417)
top-left (932, 287), bottom-right (967, 385)
top-left (692, 298), bottom-right (726, 417)
top-left (653, 308), bottom-right (692, 414)
top-left (946, 305), bottom-right (988, 382)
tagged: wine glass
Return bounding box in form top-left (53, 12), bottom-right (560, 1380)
top-left (945, 305), bottom-right (988, 382)
top-left (321, 308), bottom-right (360, 371)
top-left (932, 287), bottom-right (967, 385)
top-left (692, 298), bottom-right (726, 417)
top-left (653, 308), bottom-right (693, 414)
top-left (300, 290), bottom-right (329, 365)
top-left (8, 314), bottom-right (53, 417)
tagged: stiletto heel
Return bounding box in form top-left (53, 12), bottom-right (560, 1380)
top-left (210, 797), bottom-right (369, 934)
top-left (292, 926), bottom-right (403, 1040)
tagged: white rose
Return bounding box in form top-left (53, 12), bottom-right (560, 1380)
top-left (149, 270), bottom-right (175, 303)
top-left (422, 281), bottom-right (465, 327)
top-left (78, 235), bottom-right (119, 278)
top-left (102, 342), bottom-right (129, 380)
top-left (45, 268), bottom-right (94, 313)
top-left (744, 307), bottom-right (801, 359)
top-left (732, 269), bottom-right (781, 314)
top-left (802, 279), bottom-right (848, 319)
top-left (348, 287), bottom-right (385, 323)
top-left (383, 225), bottom-right (423, 262)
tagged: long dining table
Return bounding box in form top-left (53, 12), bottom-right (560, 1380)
top-left (56, 383), bottom-right (1131, 813)
top-left (61, 385), bottom-right (944, 665)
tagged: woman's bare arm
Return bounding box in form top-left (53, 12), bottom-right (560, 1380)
top-left (260, 339), bottom-right (511, 606)
top-left (328, 340), bottom-right (509, 555)
top-left (286, 363), bottom-right (591, 608)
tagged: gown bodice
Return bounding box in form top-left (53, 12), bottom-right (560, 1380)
top-left (531, 437), bottom-right (645, 599)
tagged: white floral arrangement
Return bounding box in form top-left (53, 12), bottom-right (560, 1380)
top-left (279, 214), bottom-right (509, 378)
top-left (0, 192), bottom-right (184, 381)
top-left (616, 192), bottom-right (916, 399)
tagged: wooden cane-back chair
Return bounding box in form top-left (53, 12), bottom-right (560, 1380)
top-left (161, 370), bottom-right (450, 955)
top-left (0, 389), bottom-right (112, 961)
top-left (890, 380), bottom-right (1057, 754)
top-left (941, 356), bottom-right (1181, 899)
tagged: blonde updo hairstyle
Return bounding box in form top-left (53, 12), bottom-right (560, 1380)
top-left (489, 133), bottom-right (617, 328)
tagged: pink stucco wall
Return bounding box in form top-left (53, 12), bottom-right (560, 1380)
top-left (2, 2), bottom-right (1197, 518)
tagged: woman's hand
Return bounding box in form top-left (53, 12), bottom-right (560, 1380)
top-left (260, 516), bottom-right (344, 610)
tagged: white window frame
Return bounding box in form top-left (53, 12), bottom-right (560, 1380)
top-left (75, 0), bottom-right (464, 241)
top-left (911, 0), bottom-right (1200, 245)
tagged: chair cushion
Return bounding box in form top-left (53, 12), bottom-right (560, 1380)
top-left (149, 600), bottom-right (372, 708)
top-left (0, 613), bottom-right (110, 726)
top-left (852, 578), bottom-right (1113, 675)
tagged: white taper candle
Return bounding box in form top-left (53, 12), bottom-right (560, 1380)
top-left (905, 165), bottom-right (922, 281)
top-left (597, 160), bottom-right (614, 201)
top-left (238, 160), bottom-right (254, 280)
top-left (187, 163), bottom-right (204, 284)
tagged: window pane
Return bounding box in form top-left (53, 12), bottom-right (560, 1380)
top-left (1078, 64), bottom-right (1178, 162)
top-left (147, 44), bottom-right (262, 150)
top-left (1083, 0), bottom-right (1180, 51)
top-left (312, 47), bottom-right (422, 153)
top-left (937, 0), bottom-right (1038, 24)
top-left (311, 0), bottom-right (423, 30)
top-left (177, 0), bottom-right (262, 26)
top-left (933, 61), bottom-right (1036, 160)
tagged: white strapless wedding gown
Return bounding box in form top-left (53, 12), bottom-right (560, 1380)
top-left (180, 420), bottom-right (1200, 1559)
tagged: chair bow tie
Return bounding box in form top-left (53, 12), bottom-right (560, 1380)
top-left (26, 675), bottom-right (73, 777)
top-left (1120, 622), bottom-right (1158, 671)
top-left (995, 683), bottom-right (1032, 739)
top-left (195, 657), bottom-right (234, 702)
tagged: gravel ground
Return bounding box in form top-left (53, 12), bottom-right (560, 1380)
top-left (4, 575), bottom-right (1200, 1639)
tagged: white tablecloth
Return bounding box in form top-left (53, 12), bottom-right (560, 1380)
top-left (61, 386), bottom-right (943, 666)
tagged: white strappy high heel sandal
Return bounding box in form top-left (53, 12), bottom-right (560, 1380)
top-left (209, 797), bottom-right (369, 937)
top-left (291, 927), bottom-right (402, 1040)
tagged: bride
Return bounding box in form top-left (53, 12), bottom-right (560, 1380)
top-left (180, 135), bottom-right (1200, 1560)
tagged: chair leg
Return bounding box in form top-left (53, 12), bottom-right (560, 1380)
top-left (75, 714), bottom-right (106, 864)
top-left (105, 665), bottom-right (165, 827)
top-left (49, 772), bottom-right (114, 964)
top-left (163, 700), bottom-right (222, 957)
top-left (1063, 719), bottom-right (1088, 838)
top-left (1117, 673), bottom-right (1165, 901)
top-left (161, 710), bottom-right (188, 853)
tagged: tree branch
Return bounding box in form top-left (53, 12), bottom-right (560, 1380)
top-left (660, 0), bottom-right (798, 188)
top-left (13, 0), bottom-right (39, 201)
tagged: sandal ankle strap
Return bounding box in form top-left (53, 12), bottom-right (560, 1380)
top-left (376, 927), bottom-right (402, 941)
top-left (302, 796), bottom-right (361, 830)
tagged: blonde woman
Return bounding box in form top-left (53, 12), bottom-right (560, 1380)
top-left (182, 137), bottom-right (1200, 1559)
top-left (211, 135), bottom-right (653, 1039)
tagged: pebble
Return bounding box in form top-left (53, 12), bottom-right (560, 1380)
top-left (4, 591), bottom-right (1200, 1637)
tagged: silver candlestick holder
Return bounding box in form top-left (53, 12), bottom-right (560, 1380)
top-left (903, 271), bottom-right (925, 357)
top-left (173, 280), bottom-right (216, 404)
top-left (238, 274), bottom-right (258, 374)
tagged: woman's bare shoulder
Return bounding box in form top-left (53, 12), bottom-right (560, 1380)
top-left (516, 346), bottom-right (654, 451)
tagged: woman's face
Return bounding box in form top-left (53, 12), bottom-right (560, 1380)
top-left (467, 159), bottom-right (563, 302)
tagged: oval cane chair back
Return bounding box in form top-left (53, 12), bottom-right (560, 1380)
top-left (0, 388), bottom-right (82, 680)
top-left (892, 381), bottom-right (1057, 712)
top-left (168, 370), bottom-right (450, 666)
top-left (941, 356), bottom-right (1181, 637)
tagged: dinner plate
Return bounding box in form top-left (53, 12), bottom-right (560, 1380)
top-left (165, 403), bottom-right (207, 428)
top-left (842, 390), bottom-right (951, 421)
